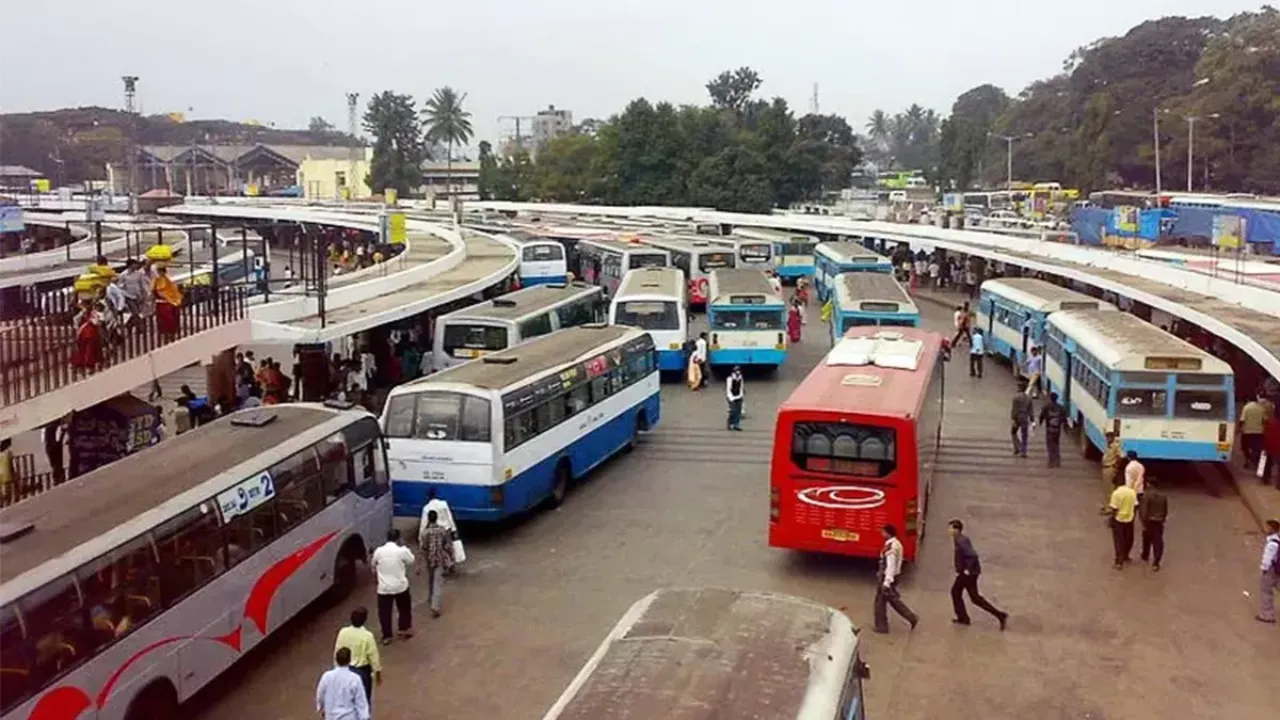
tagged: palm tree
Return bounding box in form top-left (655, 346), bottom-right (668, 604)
top-left (866, 110), bottom-right (890, 145)
top-left (421, 87), bottom-right (474, 201)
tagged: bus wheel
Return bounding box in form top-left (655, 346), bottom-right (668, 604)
top-left (547, 461), bottom-right (571, 509)
top-left (1080, 432), bottom-right (1101, 461)
top-left (125, 681), bottom-right (178, 720)
top-left (626, 414), bottom-right (645, 452)
top-left (329, 539), bottom-right (364, 600)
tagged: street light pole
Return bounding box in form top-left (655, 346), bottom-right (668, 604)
top-left (1185, 116), bottom-right (1198, 193)
top-left (996, 134), bottom-right (1031, 191)
top-left (1153, 107), bottom-right (1162, 196)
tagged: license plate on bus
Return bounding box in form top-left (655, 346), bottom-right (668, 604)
top-left (822, 529), bottom-right (859, 542)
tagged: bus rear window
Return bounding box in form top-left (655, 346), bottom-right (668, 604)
top-left (740, 244), bottom-right (771, 262)
top-left (1174, 390), bottom-right (1227, 420)
top-left (614, 301), bottom-right (680, 330)
top-left (443, 324), bottom-right (509, 357)
top-left (384, 392), bottom-right (491, 442)
top-left (712, 310), bottom-right (783, 331)
top-left (629, 253), bottom-right (667, 270)
top-left (523, 244), bottom-right (563, 261)
top-left (791, 422), bottom-right (896, 478)
top-left (698, 252), bottom-right (735, 273)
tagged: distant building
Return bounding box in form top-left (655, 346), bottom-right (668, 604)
top-left (131, 143), bottom-right (360, 196)
top-left (421, 161), bottom-right (480, 201)
top-left (298, 147), bottom-right (374, 200)
top-left (532, 105), bottom-right (574, 152)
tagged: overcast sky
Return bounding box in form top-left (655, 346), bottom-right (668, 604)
top-left (1, 1), bottom-right (1264, 147)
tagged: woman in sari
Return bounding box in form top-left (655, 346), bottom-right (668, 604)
top-left (787, 299), bottom-right (803, 344)
top-left (152, 266), bottom-right (182, 336)
top-left (71, 299), bottom-right (104, 370)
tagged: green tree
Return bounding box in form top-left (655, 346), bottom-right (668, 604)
top-left (798, 114), bottom-right (863, 193)
top-left (308, 116), bottom-right (334, 133)
top-left (706, 67), bottom-right (763, 114)
top-left (477, 140), bottom-right (498, 200)
top-left (534, 134), bottom-right (600, 201)
top-left (687, 145), bottom-right (773, 212)
top-left (363, 91), bottom-right (426, 196)
top-left (491, 149), bottom-right (536, 201)
top-left (421, 86), bottom-right (474, 198)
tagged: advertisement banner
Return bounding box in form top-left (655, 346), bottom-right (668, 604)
top-left (1114, 206), bottom-right (1139, 234)
top-left (942, 193), bottom-right (963, 212)
top-left (384, 188), bottom-right (399, 206)
top-left (85, 196), bottom-right (106, 222)
top-left (1212, 214), bottom-right (1245, 250)
top-left (381, 211), bottom-right (406, 245)
top-left (0, 204), bottom-right (24, 233)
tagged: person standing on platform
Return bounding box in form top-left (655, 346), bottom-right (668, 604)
top-left (873, 524), bottom-right (918, 634)
top-left (1102, 433), bottom-right (1124, 487)
top-left (1262, 406), bottom-right (1280, 486)
top-left (968, 329), bottom-right (985, 378)
top-left (1125, 451), bottom-right (1146, 505)
top-left (1038, 392), bottom-right (1067, 468)
top-left (1105, 481), bottom-right (1139, 569)
top-left (1256, 519), bottom-right (1279, 624)
top-left (947, 520), bottom-right (1009, 630)
top-left (1010, 381), bottom-right (1033, 457)
top-left (315, 647), bottom-right (370, 720)
top-left (725, 367), bottom-right (745, 432)
top-left (334, 607), bottom-right (381, 704)
top-left (1138, 479), bottom-right (1169, 571)
top-left (1240, 393), bottom-right (1269, 469)
top-left (370, 529), bottom-right (415, 645)
top-left (692, 332), bottom-right (709, 390)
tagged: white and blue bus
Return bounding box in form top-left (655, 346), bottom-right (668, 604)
top-left (382, 325), bottom-right (661, 520)
top-left (432, 283), bottom-right (604, 369)
top-left (504, 230), bottom-right (568, 286)
top-left (1043, 310), bottom-right (1235, 463)
top-left (732, 227), bottom-right (818, 282)
top-left (637, 235), bottom-right (735, 308)
top-left (706, 235), bottom-right (775, 272)
top-left (609, 266), bottom-right (689, 372)
top-left (976, 278), bottom-right (1117, 372)
top-left (706, 268), bottom-right (788, 370)
top-left (813, 241), bottom-right (894, 302)
top-left (828, 271), bottom-right (920, 343)
top-left (572, 237), bottom-right (671, 298)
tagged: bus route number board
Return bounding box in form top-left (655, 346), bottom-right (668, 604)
top-left (218, 471), bottom-right (276, 521)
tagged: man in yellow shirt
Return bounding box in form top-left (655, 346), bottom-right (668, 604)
top-left (0, 438), bottom-right (14, 505)
top-left (334, 607), bottom-right (381, 703)
top-left (1107, 482), bottom-right (1138, 570)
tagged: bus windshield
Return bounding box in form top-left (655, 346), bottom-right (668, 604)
top-left (384, 391), bottom-right (491, 442)
top-left (711, 309), bottom-right (783, 330)
top-left (629, 253), bottom-right (667, 270)
top-left (442, 324), bottom-right (509, 358)
top-left (698, 252), bottom-right (735, 273)
top-left (790, 421), bottom-right (897, 478)
top-left (523, 244), bottom-right (564, 261)
top-left (614, 301), bottom-right (680, 330)
top-left (739, 243), bottom-right (772, 263)
top-left (779, 242), bottom-right (812, 256)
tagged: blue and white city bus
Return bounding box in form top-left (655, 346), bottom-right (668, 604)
top-left (705, 236), bottom-right (775, 272)
top-left (382, 325), bottom-right (661, 520)
top-left (976, 277), bottom-right (1117, 372)
top-left (828, 271), bottom-right (920, 343)
top-left (732, 227), bottom-right (818, 282)
top-left (1044, 310), bottom-right (1235, 463)
top-left (505, 230), bottom-right (568, 286)
top-left (432, 283), bottom-right (604, 369)
top-left (813, 241), bottom-right (894, 302)
top-left (609, 266), bottom-right (689, 372)
top-left (706, 268), bottom-right (788, 370)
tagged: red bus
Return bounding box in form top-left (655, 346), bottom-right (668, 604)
top-left (769, 327), bottom-right (946, 561)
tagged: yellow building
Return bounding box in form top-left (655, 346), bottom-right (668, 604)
top-left (297, 148), bottom-right (374, 200)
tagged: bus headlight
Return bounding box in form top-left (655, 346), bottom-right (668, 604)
top-left (490, 487), bottom-right (505, 507)
top-left (669, 343), bottom-right (682, 350)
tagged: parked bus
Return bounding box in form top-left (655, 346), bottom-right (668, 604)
top-left (542, 587), bottom-right (869, 720)
top-left (1043, 310), bottom-right (1235, 463)
top-left (732, 227), bottom-right (818, 281)
top-left (706, 235), bottom-right (775, 273)
top-left (770, 328), bottom-right (946, 561)
top-left (504, 230), bottom-right (568, 286)
top-left (382, 325), bottom-right (660, 521)
top-left (813, 241), bottom-right (894, 302)
top-left (0, 404), bottom-right (390, 720)
top-left (976, 278), bottom-right (1117, 372)
top-left (706, 268), bottom-right (788, 370)
top-left (432, 283), bottom-right (605, 369)
top-left (571, 237), bottom-right (670, 297)
top-left (609, 266), bottom-right (689, 372)
top-left (637, 236), bottom-right (735, 308)
top-left (829, 272), bottom-right (920, 343)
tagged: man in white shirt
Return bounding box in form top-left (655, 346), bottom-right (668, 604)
top-left (873, 524), bottom-right (918, 634)
top-left (1257, 519), bottom-right (1279, 623)
top-left (692, 332), bottom-right (709, 390)
top-left (370, 529), bottom-right (416, 645)
top-left (419, 488), bottom-right (462, 571)
top-left (725, 366), bottom-right (745, 431)
top-left (768, 272), bottom-right (782, 296)
top-left (1124, 451), bottom-right (1146, 501)
top-left (315, 647), bottom-right (371, 720)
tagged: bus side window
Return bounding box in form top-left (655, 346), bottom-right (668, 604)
top-left (224, 501), bottom-right (278, 568)
top-left (0, 604), bottom-right (30, 714)
top-left (76, 535), bottom-right (160, 654)
top-left (19, 576), bottom-right (88, 693)
top-left (319, 434), bottom-right (352, 504)
top-left (154, 504), bottom-right (226, 606)
top-left (351, 444), bottom-right (378, 498)
top-left (273, 449), bottom-right (326, 533)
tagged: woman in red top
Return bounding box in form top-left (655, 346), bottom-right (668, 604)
top-left (1262, 406), bottom-right (1280, 486)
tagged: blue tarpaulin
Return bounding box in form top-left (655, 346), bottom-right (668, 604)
top-left (1071, 204), bottom-right (1278, 254)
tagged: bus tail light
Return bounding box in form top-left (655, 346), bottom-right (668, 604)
top-left (490, 487), bottom-right (504, 507)
top-left (904, 498), bottom-right (918, 536)
top-left (1217, 423), bottom-right (1228, 442)
top-left (777, 332), bottom-right (784, 347)
top-left (711, 333), bottom-right (719, 348)
top-left (1112, 419), bottom-right (1121, 437)
top-left (769, 486), bottom-right (780, 521)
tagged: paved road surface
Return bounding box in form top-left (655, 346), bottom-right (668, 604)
top-left (177, 300), bottom-right (1278, 719)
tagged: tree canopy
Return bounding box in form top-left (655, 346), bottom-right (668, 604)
top-left (363, 91), bottom-right (427, 196)
top-left (491, 68), bottom-right (863, 212)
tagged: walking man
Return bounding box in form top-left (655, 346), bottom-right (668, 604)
top-left (947, 520), bottom-right (1009, 630)
top-left (726, 366), bottom-right (745, 431)
top-left (1106, 480), bottom-right (1139, 569)
top-left (1239, 392), bottom-right (1269, 468)
top-left (1010, 381), bottom-right (1033, 457)
top-left (1138, 479), bottom-right (1168, 571)
top-left (418, 509), bottom-right (456, 618)
top-left (1125, 450), bottom-right (1146, 504)
top-left (1038, 392), bottom-right (1067, 468)
top-left (968, 328), bottom-right (985, 378)
top-left (693, 332), bottom-right (709, 390)
top-left (951, 303), bottom-right (972, 346)
top-left (1024, 347), bottom-right (1044, 398)
top-left (370, 529), bottom-right (415, 645)
top-left (1257, 519), bottom-right (1279, 624)
top-left (334, 607), bottom-right (381, 703)
top-left (873, 524), bottom-right (918, 634)
top-left (315, 647), bottom-right (371, 720)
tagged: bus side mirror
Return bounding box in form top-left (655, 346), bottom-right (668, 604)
top-left (856, 659), bottom-right (871, 680)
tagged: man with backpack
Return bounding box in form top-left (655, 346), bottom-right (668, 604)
top-left (1037, 392), bottom-right (1068, 468)
top-left (1258, 519), bottom-right (1279, 624)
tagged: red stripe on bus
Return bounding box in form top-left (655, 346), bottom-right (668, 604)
top-left (27, 686), bottom-right (91, 720)
top-left (242, 531), bottom-right (338, 634)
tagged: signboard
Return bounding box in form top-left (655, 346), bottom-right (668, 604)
top-left (381, 211), bottom-right (407, 245)
top-left (0, 204), bottom-right (23, 233)
top-left (942, 193), bottom-right (963, 212)
top-left (1114, 206), bottom-right (1139, 234)
top-left (217, 471), bottom-right (276, 521)
top-left (32, 178), bottom-right (50, 193)
top-left (384, 188), bottom-right (399, 206)
top-left (1211, 214), bottom-right (1245, 250)
top-left (85, 196), bottom-right (106, 222)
